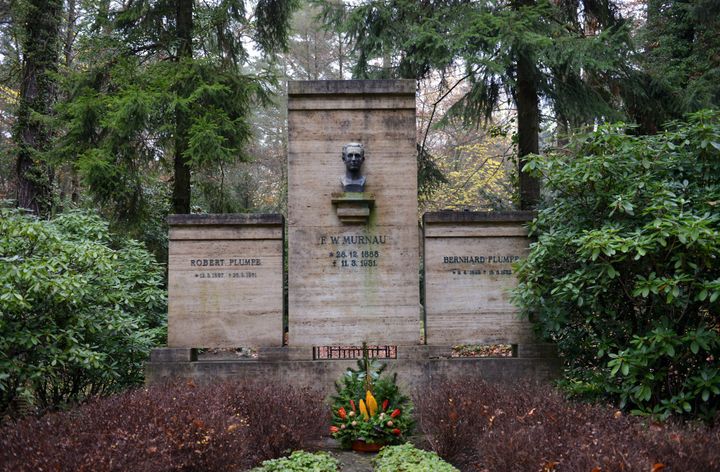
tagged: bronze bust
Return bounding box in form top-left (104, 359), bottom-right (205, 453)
top-left (341, 142), bottom-right (366, 192)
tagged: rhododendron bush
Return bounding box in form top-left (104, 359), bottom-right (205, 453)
top-left (515, 111), bottom-right (720, 420)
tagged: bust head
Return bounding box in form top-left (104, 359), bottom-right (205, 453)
top-left (340, 142), bottom-right (366, 191)
top-left (342, 143), bottom-right (365, 172)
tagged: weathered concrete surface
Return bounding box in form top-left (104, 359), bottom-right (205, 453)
top-left (287, 80), bottom-right (421, 346)
top-left (288, 80), bottom-right (415, 96)
top-left (423, 211), bottom-right (537, 345)
top-left (167, 214), bottom-right (283, 226)
top-left (167, 214), bottom-right (284, 348)
top-left (146, 346), bottom-right (560, 396)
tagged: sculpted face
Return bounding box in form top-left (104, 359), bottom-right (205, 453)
top-left (342, 144), bottom-right (365, 171)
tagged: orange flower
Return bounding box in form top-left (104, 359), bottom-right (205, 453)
top-left (330, 426), bottom-right (340, 434)
top-left (390, 408), bottom-right (401, 418)
top-left (392, 428), bottom-right (401, 435)
top-left (366, 391), bottom-right (378, 417)
top-left (382, 399), bottom-right (389, 411)
top-left (350, 400), bottom-right (356, 413)
top-left (359, 399), bottom-right (369, 420)
top-left (338, 407), bottom-right (347, 420)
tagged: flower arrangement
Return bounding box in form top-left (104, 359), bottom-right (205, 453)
top-left (329, 344), bottom-right (414, 449)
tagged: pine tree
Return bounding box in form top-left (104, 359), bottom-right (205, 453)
top-left (56, 0), bottom-right (299, 220)
top-left (637, 0), bottom-right (720, 131)
top-left (13, 0), bottom-right (63, 215)
top-left (320, 0), bottom-right (634, 209)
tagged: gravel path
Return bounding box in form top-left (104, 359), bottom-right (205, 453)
top-left (330, 450), bottom-right (376, 472)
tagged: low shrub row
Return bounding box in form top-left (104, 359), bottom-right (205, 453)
top-left (414, 378), bottom-right (720, 471)
top-left (3, 377), bottom-right (719, 471)
top-left (0, 380), bottom-right (327, 471)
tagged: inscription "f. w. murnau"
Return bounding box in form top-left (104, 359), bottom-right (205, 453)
top-left (319, 234), bottom-right (387, 245)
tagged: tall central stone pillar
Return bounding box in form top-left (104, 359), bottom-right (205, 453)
top-left (287, 80), bottom-right (420, 347)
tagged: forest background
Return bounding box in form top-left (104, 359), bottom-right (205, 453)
top-left (1, 0), bottom-right (718, 258)
top-left (0, 0), bottom-right (719, 420)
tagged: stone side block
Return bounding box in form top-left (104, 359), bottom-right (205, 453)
top-left (167, 213), bottom-right (284, 349)
top-left (424, 211), bottom-right (536, 346)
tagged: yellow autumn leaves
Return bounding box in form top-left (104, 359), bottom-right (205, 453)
top-left (420, 140), bottom-right (514, 213)
top-left (358, 390), bottom-right (378, 420)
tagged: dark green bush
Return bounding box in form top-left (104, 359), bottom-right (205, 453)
top-left (373, 443), bottom-right (459, 472)
top-left (515, 110), bottom-right (720, 420)
top-left (250, 451), bottom-right (340, 472)
top-left (0, 210), bottom-right (166, 414)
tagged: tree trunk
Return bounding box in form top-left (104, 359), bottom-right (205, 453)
top-left (173, 0), bottom-right (193, 214)
top-left (14, 0), bottom-right (62, 215)
top-left (514, 0), bottom-right (541, 210)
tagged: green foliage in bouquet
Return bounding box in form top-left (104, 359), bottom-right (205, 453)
top-left (329, 344), bottom-right (414, 448)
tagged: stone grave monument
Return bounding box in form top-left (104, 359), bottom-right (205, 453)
top-left (287, 80), bottom-right (420, 347)
top-left (146, 80), bottom-right (558, 389)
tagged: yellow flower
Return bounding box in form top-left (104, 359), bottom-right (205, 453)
top-left (366, 390), bottom-right (378, 417)
top-left (359, 399), bottom-right (369, 420)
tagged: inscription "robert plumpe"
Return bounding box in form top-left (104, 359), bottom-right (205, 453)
top-left (190, 258), bottom-right (262, 267)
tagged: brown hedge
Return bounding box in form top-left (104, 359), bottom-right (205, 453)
top-left (0, 379), bottom-right (327, 472)
top-left (414, 378), bottom-right (720, 472)
top-left (4, 376), bottom-right (718, 472)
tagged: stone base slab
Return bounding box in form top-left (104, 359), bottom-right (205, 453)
top-left (146, 346), bottom-right (560, 394)
top-left (150, 348), bottom-right (198, 362)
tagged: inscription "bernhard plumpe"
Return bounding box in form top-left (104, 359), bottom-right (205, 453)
top-left (443, 255), bottom-right (520, 264)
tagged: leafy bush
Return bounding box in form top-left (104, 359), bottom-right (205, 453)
top-left (250, 450), bottom-right (339, 472)
top-left (414, 377), bottom-right (720, 471)
top-left (516, 110), bottom-right (720, 420)
top-left (330, 347), bottom-right (414, 448)
top-left (373, 443), bottom-right (459, 472)
top-left (0, 380), bottom-right (328, 471)
top-left (0, 210), bottom-right (166, 415)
